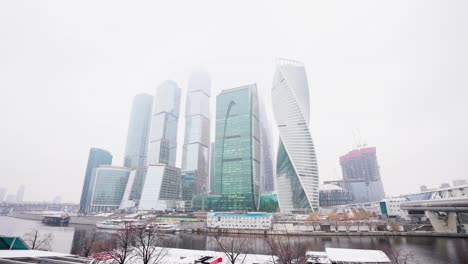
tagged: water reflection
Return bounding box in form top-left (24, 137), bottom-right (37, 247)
top-left (1, 217), bottom-right (467, 264)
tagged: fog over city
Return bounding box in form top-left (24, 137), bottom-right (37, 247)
top-left (1, 0), bottom-right (467, 202)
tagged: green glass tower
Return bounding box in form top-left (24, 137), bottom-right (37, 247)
top-left (213, 84), bottom-right (260, 211)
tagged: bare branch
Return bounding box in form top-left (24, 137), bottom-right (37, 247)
top-left (22, 229), bottom-right (53, 250)
top-left (214, 236), bottom-right (250, 264)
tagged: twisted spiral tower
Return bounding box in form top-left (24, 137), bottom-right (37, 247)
top-left (272, 58), bottom-right (319, 212)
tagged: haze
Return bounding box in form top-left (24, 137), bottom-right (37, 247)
top-left (1, 0), bottom-right (467, 202)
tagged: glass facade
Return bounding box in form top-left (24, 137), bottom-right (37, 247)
top-left (148, 80), bottom-right (181, 166)
top-left (181, 69), bottom-right (211, 204)
top-left (87, 166), bottom-right (130, 213)
top-left (123, 94), bottom-right (153, 201)
top-left (139, 165), bottom-right (182, 211)
top-left (79, 148), bottom-right (112, 213)
top-left (213, 84), bottom-right (260, 211)
top-left (209, 142), bottom-right (215, 193)
top-left (272, 59), bottom-right (319, 213)
top-left (259, 99), bottom-right (275, 193)
top-left (123, 94), bottom-right (153, 168)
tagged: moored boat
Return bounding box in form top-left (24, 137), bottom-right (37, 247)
top-left (96, 219), bottom-right (146, 230)
top-left (42, 214), bottom-right (70, 226)
top-left (146, 222), bottom-right (179, 233)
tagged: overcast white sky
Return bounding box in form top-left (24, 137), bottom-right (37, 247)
top-left (1, 1), bottom-right (467, 202)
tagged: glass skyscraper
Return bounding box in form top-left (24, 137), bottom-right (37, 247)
top-left (209, 141), bottom-right (215, 193)
top-left (139, 80), bottom-right (183, 211)
top-left (272, 58), bottom-right (319, 212)
top-left (259, 99), bottom-right (275, 193)
top-left (79, 148), bottom-right (112, 213)
top-left (148, 81), bottom-right (181, 166)
top-left (124, 93), bottom-right (153, 168)
top-left (213, 84), bottom-right (261, 211)
top-left (181, 69), bottom-right (211, 205)
top-left (123, 93), bottom-right (153, 201)
top-left (86, 166), bottom-right (131, 213)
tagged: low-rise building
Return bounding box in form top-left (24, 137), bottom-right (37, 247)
top-left (86, 166), bottom-right (131, 213)
top-left (379, 198), bottom-right (407, 219)
top-left (207, 213), bottom-right (273, 230)
top-left (319, 184), bottom-right (354, 207)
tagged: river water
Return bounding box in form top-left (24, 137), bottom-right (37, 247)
top-left (1, 216), bottom-right (467, 264)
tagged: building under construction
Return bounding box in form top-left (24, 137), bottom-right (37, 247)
top-left (325, 147), bottom-right (385, 204)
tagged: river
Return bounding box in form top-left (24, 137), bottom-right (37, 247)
top-left (1, 216), bottom-right (467, 263)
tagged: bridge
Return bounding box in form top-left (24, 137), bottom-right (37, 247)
top-left (0, 202), bottom-right (78, 215)
top-left (401, 185), bottom-right (468, 233)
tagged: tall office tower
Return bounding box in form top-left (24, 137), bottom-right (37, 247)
top-left (272, 58), bottom-right (319, 213)
top-left (148, 81), bottom-right (181, 166)
top-left (181, 69), bottom-right (211, 205)
top-left (140, 80), bottom-right (183, 211)
top-left (259, 99), bottom-right (275, 193)
top-left (79, 148), bottom-right (113, 213)
top-left (209, 142), bottom-right (215, 193)
top-left (86, 166), bottom-right (131, 213)
top-left (213, 84), bottom-right (261, 211)
top-left (339, 147), bottom-right (385, 203)
top-left (124, 94), bottom-right (153, 168)
top-left (123, 94), bottom-right (153, 201)
top-left (0, 188), bottom-right (6, 202)
top-left (15, 185), bottom-right (25, 202)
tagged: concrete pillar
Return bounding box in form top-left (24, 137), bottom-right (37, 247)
top-left (425, 211), bottom-right (458, 233)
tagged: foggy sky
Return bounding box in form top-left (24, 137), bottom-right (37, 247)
top-left (1, 1), bottom-right (467, 202)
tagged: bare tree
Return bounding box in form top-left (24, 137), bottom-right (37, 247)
top-left (134, 225), bottom-right (167, 264)
top-left (310, 221), bottom-right (321, 231)
top-left (327, 213), bottom-right (341, 232)
top-left (265, 233), bottom-right (307, 264)
top-left (306, 212), bottom-right (320, 221)
top-left (80, 230), bottom-right (98, 257)
top-left (343, 221), bottom-right (352, 232)
top-left (385, 245), bottom-right (413, 264)
top-left (22, 229), bottom-right (53, 250)
top-left (109, 222), bottom-right (136, 264)
top-left (214, 235), bottom-right (249, 264)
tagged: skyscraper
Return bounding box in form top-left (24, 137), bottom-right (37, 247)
top-left (124, 93), bottom-right (153, 168)
top-left (213, 84), bottom-right (261, 211)
top-left (148, 81), bottom-right (181, 166)
top-left (272, 58), bottom-right (319, 213)
top-left (338, 147), bottom-right (385, 203)
top-left (123, 93), bottom-right (153, 201)
top-left (15, 185), bottom-right (25, 202)
top-left (140, 80), bottom-right (183, 211)
top-left (79, 148), bottom-right (113, 213)
top-left (340, 147), bottom-right (380, 181)
top-left (209, 142), bottom-right (215, 193)
top-left (259, 99), bottom-right (275, 193)
top-left (181, 69), bottom-right (211, 205)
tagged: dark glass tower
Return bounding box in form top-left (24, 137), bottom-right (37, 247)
top-left (213, 84), bottom-right (260, 211)
top-left (79, 148), bottom-right (112, 213)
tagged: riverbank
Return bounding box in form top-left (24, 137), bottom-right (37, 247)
top-left (9, 213), bottom-right (104, 225)
top-left (186, 228), bottom-right (468, 238)
top-left (10, 213), bottom-right (468, 239)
